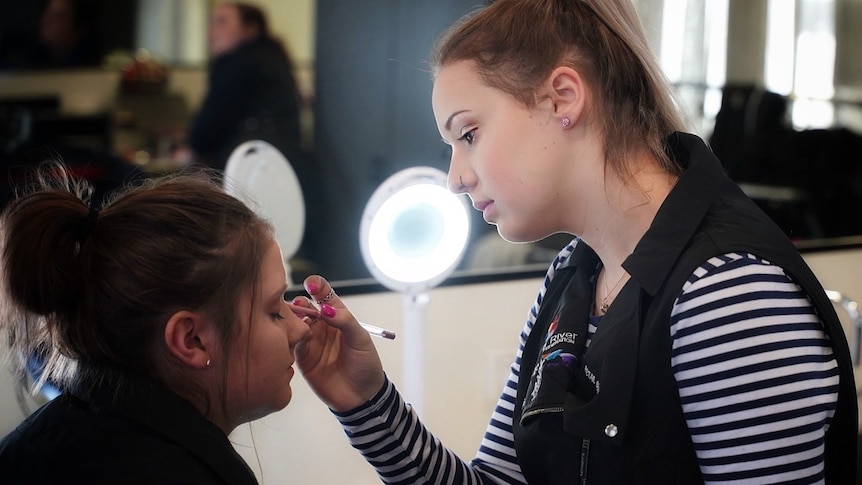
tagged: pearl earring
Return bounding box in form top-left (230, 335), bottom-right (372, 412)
top-left (561, 117), bottom-right (571, 128)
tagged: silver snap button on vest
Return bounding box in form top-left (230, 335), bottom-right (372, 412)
top-left (604, 424), bottom-right (618, 438)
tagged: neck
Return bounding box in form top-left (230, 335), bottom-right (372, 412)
top-left (584, 155), bottom-right (677, 268)
top-left (583, 156), bottom-right (678, 315)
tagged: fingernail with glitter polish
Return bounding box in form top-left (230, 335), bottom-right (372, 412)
top-left (321, 304), bottom-right (336, 318)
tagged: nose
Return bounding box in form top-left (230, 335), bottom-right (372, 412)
top-left (447, 152), bottom-right (474, 194)
top-left (448, 173), bottom-right (467, 194)
top-left (287, 306), bottom-right (312, 346)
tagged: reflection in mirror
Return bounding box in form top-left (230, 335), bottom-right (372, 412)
top-left (659, 0), bottom-right (862, 242)
top-left (0, 0), bottom-right (208, 70)
top-left (1, 0), bottom-right (861, 285)
top-left (135, 0), bottom-right (208, 66)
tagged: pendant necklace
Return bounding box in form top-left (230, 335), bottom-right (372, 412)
top-left (599, 270), bottom-right (628, 315)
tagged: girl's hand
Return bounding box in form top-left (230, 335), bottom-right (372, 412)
top-left (292, 275), bottom-right (386, 412)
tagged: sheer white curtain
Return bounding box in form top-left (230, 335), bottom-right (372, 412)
top-left (637, 0), bottom-right (861, 134)
top-left (635, 0), bottom-right (729, 136)
top-left (136, 0), bottom-right (208, 66)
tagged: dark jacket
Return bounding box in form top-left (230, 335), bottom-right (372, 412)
top-left (0, 373), bottom-right (257, 484)
top-left (188, 36), bottom-right (305, 172)
top-left (512, 133), bottom-right (857, 484)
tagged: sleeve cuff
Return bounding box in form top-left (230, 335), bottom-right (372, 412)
top-left (331, 375), bottom-right (395, 423)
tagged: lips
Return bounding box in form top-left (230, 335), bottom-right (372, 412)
top-left (473, 200), bottom-right (495, 222)
top-left (473, 200), bottom-right (491, 213)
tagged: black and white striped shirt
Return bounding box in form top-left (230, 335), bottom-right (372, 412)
top-left (336, 243), bottom-right (838, 484)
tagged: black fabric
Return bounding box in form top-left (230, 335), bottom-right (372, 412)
top-left (0, 373), bottom-right (257, 484)
top-left (513, 132), bottom-right (857, 484)
top-left (188, 36), bottom-right (305, 174)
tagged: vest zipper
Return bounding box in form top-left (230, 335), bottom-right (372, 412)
top-left (519, 406), bottom-right (565, 422)
top-left (579, 438), bottom-right (590, 484)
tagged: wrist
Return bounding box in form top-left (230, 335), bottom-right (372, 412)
top-left (332, 374), bottom-right (392, 417)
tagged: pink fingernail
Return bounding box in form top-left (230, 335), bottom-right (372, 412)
top-left (321, 304), bottom-right (336, 318)
top-left (306, 282), bottom-right (319, 293)
top-left (292, 297), bottom-right (305, 306)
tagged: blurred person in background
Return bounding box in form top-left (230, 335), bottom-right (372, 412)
top-left (183, 2), bottom-right (307, 175)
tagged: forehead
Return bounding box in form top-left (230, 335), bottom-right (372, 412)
top-left (432, 61), bottom-right (489, 118)
top-left (212, 4), bottom-right (239, 22)
top-left (259, 238), bottom-right (286, 288)
top-left (433, 61), bottom-right (481, 99)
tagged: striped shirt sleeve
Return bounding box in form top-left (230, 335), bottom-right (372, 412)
top-left (333, 241), bottom-right (578, 484)
top-left (670, 252), bottom-right (839, 484)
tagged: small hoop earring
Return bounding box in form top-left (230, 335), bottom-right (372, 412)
top-left (560, 117), bottom-right (571, 128)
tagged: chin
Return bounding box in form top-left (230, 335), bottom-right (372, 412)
top-left (496, 225), bottom-right (545, 244)
top-left (279, 390), bottom-right (293, 409)
top-left (261, 389), bottom-right (293, 416)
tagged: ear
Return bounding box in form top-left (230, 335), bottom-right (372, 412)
top-left (546, 66), bottom-right (587, 127)
top-left (164, 310), bottom-right (217, 369)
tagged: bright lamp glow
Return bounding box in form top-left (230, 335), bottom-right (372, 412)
top-left (360, 167), bottom-right (470, 294)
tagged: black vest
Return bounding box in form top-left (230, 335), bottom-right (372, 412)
top-left (513, 133), bottom-right (857, 484)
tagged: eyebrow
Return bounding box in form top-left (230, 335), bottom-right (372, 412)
top-left (445, 110), bottom-right (469, 131)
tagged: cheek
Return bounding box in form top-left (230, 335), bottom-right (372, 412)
top-left (255, 322), bottom-right (290, 358)
top-left (481, 153), bottom-right (526, 197)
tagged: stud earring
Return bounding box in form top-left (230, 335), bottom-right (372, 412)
top-left (206, 358), bottom-right (211, 367)
top-left (560, 117), bottom-right (571, 128)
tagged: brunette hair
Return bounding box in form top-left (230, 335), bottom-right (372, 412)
top-left (0, 163), bottom-right (272, 400)
top-left (227, 2), bottom-right (299, 91)
top-left (431, 0), bottom-right (688, 180)
top-left (233, 2), bottom-right (271, 39)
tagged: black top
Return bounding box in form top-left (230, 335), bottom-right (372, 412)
top-left (0, 372), bottom-right (257, 484)
top-left (188, 36), bottom-right (305, 172)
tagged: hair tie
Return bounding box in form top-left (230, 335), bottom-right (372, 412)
top-left (87, 206), bottom-right (100, 225)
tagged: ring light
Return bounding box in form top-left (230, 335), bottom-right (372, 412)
top-left (360, 166), bottom-right (470, 295)
top-left (359, 166), bottom-right (471, 415)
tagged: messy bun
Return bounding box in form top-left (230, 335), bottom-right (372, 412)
top-left (3, 188), bottom-right (96, 316)
top-left (0, 164), bottom-right (98, 387)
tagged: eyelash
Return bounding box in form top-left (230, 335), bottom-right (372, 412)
top-left (458, 128), bottom-right (476, 145)
top-left (270, 312), bottom-right (286, 321)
